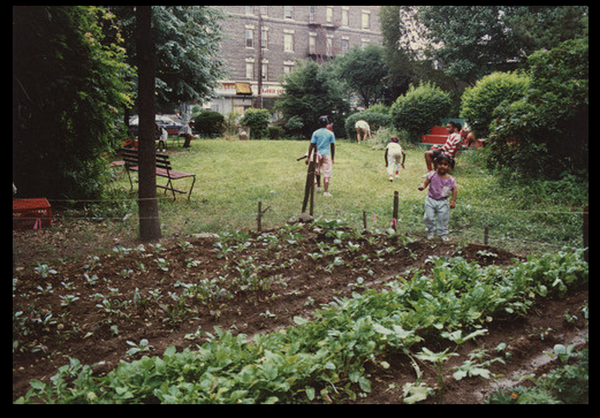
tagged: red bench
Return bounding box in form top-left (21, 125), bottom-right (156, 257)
top-left (13, 198), bottom-right (52, 229)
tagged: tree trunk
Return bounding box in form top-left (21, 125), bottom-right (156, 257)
top-left (136, 6), bottom-right (161, 241)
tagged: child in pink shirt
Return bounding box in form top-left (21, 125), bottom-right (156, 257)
top-left (418, 154), bottom-right (457, 242)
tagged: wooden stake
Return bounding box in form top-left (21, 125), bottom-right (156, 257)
top-left (484, 225), bottom-right (489, 245)
top-left (583, 205), bottom-right (588, 262)
top-left (257, 201), bottom-right (270, 232)
top-left (301, 157), bottom-right (316, 214)
top-left (363, 211), bottom-right (367, 231)
top-left (392, 191), bottom-right (399, 231)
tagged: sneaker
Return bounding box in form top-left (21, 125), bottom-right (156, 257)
top-left (388, 175), bottom-right (394, 182)
top-left (427, 233), bottom-right (435, 240)
top-left (440, 235), bottom-right (450, 243)
top-left (323, 192), bottom-right (332, 197)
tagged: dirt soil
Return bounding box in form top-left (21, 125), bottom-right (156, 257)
top-left (12, 217), bottom-right (588, 403)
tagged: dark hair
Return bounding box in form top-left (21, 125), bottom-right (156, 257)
top-left (448, 121), bottom-right (462, 132)
top-left (435, 153), bottom-right (451, 164)
top-left (318, 116), bottom-right (329, 127)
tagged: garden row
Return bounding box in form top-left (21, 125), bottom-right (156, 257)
top-left (16, 240), bottom-right (588, 403)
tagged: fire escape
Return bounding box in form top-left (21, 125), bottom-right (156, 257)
top-left (307, 8), bottom-right (340, 63)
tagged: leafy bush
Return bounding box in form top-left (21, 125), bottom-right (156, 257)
top-left (344, 110), bottom-right (391, 140)
top-left (267, 125), bottom-right (283, 140)
top-left (276, 60), bottom-right (350, 139)
top-left (193, 110), bottom-right (225, 138)
top-left (390, 82), bottom-right (452, 143)
top-left (460, 71), bottom-right (530, 138)
top-left (487, 39), bottom-right (588, 179)
top-left (239, 108), bottom-right (271, 139)
top-left (284, 116), bottom-right (304, 139)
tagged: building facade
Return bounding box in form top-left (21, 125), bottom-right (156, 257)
top-left (208, 6), bottom-right (382, 114)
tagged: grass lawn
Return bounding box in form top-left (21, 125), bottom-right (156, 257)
top-left (106, 138), bottom-right (587, 254)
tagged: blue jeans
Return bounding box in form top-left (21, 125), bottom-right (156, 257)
top-left (424, 196), bottom-right (450, 237)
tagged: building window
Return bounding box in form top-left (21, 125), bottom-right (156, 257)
top-left (326, 6), bottom-right (333, 23)
top-left (283, 62), bottom-right (295, 74)
top-left (261, 62), bottom-right (268, 80)
top-left (245, 6), bottom-right (253, 15)
top-left (309, 6), bottom-right (316, 22)
top-left (284, 33), bottom-right (294, 53)
top-left (245, 62), bottom-right (254, 79)
top-left (341, 8), bottom-right (349, 27)
top-left (259, 6), bottom-right (267, 16)
top-left (326, 35), bottom-right (334, 56)
top-left (341, 38), bottom-right (349, 54)
top-left (261, 27), bottom-right (268, 49)
top-left (284, 6), bottom-right (293, 19)
top-left (245, 28), bottom-right (254, 48)
top-left (362, 11), bottom-right (371, 30)
top-left (309, 33), bottom-right (317, 55)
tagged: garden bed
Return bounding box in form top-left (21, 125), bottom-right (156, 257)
top-left (13, 219), bottom-right (588, 403)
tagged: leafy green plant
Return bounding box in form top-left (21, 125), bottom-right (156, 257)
top-left (390, 82), bottom-right (452, 142)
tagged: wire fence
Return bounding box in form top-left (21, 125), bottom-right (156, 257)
top-left (13, 184), bottom-right (588, 255)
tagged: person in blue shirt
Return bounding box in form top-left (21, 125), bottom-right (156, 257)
top-left (306, 116), bottom-right (336, 197)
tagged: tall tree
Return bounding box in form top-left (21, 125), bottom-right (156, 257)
top-left (136, 6), bottom-right (161, 241)
top-left (333, 45), bottom-right (388, 108)
top-left (13, 6), bottom-right (134, 199)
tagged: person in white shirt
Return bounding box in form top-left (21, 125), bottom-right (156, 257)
top-left (384, 137), bottom-right (406, 182)
top-left (354, 120), bottom-right (372, 144)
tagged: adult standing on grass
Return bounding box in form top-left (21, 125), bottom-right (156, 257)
top-left (306, 116), bottom-right (335, 197)
top-left (424, 121), bottom-right (462, 172)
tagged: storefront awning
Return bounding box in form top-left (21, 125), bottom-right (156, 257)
top-left (235, 82), bottom-right (253, 95)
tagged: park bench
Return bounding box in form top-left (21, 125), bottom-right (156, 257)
top-left (119, 148), bottom-right (196, 201)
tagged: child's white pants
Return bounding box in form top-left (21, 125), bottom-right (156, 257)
top-left (387, 152), bottom-right (403, 177)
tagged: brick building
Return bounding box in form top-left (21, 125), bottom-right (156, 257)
top-left (207, 6), bottom-right (382, 114)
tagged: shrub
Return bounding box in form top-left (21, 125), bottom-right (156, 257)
top-left (460, 71), bottom-right (530, 138)
top-left (487, 38), bottom-right (588, 179)
top-left (240, 108), bottom-right (271, 139)
top-left (193, 110), bottom-right (225, 138)
top-left (390, 82), bottom-right (452, 143)
top-left (268, 125), bottom-right (283, 140)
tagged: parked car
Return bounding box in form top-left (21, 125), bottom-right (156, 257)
top-left (128, 115), bottom-right (185, 136)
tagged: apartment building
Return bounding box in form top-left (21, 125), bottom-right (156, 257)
top-left (208, 5), bottom-right (382, 113)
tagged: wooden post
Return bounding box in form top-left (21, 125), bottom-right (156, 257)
top-left (363, 211), bottom-right (367, 231)
top-left (484, 225), bottom-right (489, 245)
top-left (301, 157), bottom-right (316, 214)
top-left (257, 201), bottom-right (270, 232)
top-left (257, 201), bottom-right (262, 232)
top-left (583, 206), bottom-right (588, 262)
top-left (392, 191), bottom-right (399, 231)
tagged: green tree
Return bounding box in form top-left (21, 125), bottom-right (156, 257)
top-left (136, 5), bottom-right (161, 241)
top-left (333, 45), bottom-right (388, 108)
top-left (418, 6), bottom-right (522, 84)
top-left (390, 82), bottom-right (452, 142)
top-left (276, 60), bottom-right (349, 138)
top-left (13, 6), bottom-right (134, 200)
top-left (460, 71), bottom-right (530, 138)
top-left (488, 39), bottom-right (588, 179)
top-left (111, 6), bottom-right (224, 114)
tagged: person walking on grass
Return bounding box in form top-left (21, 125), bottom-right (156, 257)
top-left (306, 116), bottom-right (335, 197)
top-left (418, 153), bottom-right (457, 242)
top-left (384, 136), bottom-right (405, 182)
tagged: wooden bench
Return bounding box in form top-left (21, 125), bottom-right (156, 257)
top-left (119, 148), bottom-right (196, 201)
